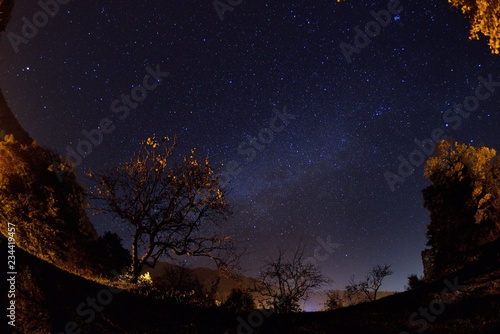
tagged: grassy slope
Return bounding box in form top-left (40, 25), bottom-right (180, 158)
top-left (5, 240), bottom-right (237, 334)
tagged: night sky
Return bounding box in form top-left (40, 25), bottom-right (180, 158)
top-left (1, 0), bottom-right (500, 299)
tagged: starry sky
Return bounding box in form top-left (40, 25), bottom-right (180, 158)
top-left (1, 0), bottom-right (500, 297)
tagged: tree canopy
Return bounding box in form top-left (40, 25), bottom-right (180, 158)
top-left (88, 135), bottom-right (237, 282)
top-left (422, 139), bottom-right (500, 279)
top-left (336, 0), bottom-right (500, 54)
top-left (449, 0), bottom-right (500, 54)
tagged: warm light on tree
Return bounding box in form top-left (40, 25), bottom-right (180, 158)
top-left (448, 0), bottom-right (500, 54)
top-left (0, 134), bottom-right (99, 273)
top-left (422, 139), bottom-right (500, 279)
top-left (88, 135), bottom-right (238, 283)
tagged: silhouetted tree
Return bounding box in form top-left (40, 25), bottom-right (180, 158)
top-left (251, 245), bottom-right (331, 313)
top-left (423, 139), bottom-right (500, 279)
top-left (88, 135), bottom-right (237, 283)
top-left (345, 264), bottom-right (393, 302)
top-left (324, 290), bottom-right (346, 310)
top-left (93, 231), bottom-right (131, 273)
top-left (343, 276), bottom-right (368, 305)
top-left (222, 288), bottom-right (256, 313)
top-left (405, 274), bottom-right (424, 291)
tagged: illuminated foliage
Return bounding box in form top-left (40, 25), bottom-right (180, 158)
top-left (337, 0), bottom-right (500, 53)
top-left (88, 135), bottom-right (237, 283)
top-left (422, 139), bottom-right (500, 279)
top-left (0, 135), bottom-right (98, 272)
top-left (448, 0), bottom-right (500, 53)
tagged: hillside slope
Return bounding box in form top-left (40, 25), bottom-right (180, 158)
top-left (3, 238), bottom-right (237, 334)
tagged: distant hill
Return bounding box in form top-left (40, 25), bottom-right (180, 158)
top-left (142, 261), bottom-right (250, 302)
top-left (302, 289), bottom-right (397, 312)
top-left (143, 262), bottom-right (281, 307)
top-left (143, 262), bottom-right (397, 311)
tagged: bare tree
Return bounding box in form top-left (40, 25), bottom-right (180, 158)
top-left (324, 290), bottom-right (346, 310)
top-left (251, 245), bottom-right (331, 313)
top-left (88, 136), bottom-right (237, 282)
top-left (345, 264), bottom-right (393, 302)
top-left (345, 275), bottom-right (371, 304)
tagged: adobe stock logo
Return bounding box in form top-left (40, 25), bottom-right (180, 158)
top-left (57, 266), bottom-right (128, 334)
top-left (340, 0), bottom-right (403, 63)
top-left (399, 277), bottom-right (465, 334)
top-left (218, 106), bottom-right (297, 188)
top-left (51, 64), bottom-right (169, 182)
top-left (303, 235), bottom-right (341, 266)
top-left (384, 73), bottom-right (500, 192)
top-left (213, 0), bottom-right (243, 21)
top-left (7, 0), bottom-right (71, 54)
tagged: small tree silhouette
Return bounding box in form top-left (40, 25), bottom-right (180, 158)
top-left (251, 245), bottom-right (331, 313)
top-left (345, 264), bottom-right (393, 302)
top-left (324, 290), bottom-right (346, 310)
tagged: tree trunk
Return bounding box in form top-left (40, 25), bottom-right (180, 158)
top-left (130, 232), bottom-right (140, 283)
top-left (131, 241), bottom-right (155, 283)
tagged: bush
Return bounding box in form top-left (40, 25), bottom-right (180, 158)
top-left (157, 263), bottom-right (219, 307)
top-left (324, 290), bottom-right (346, 310)
top-left (222, 288), bottom-right (255, 313)
top-left (405, 274), bottom-right (424, 291)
